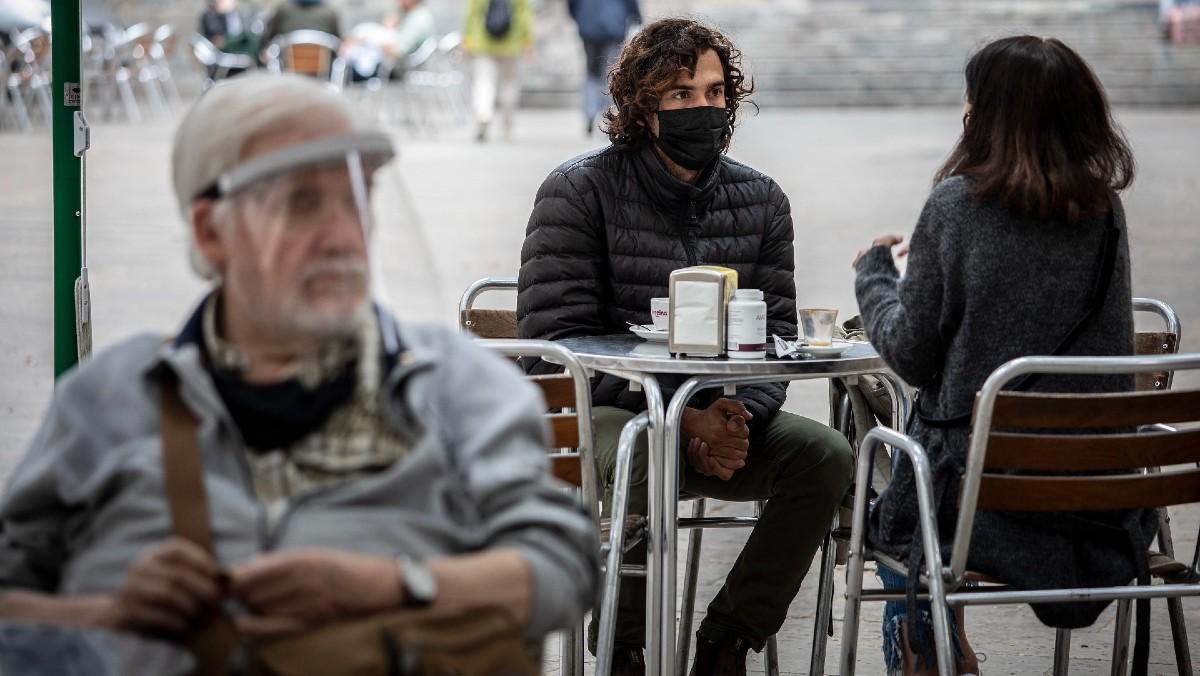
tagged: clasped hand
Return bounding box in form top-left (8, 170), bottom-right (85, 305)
top-left (682, 398), bottom-right (753, 481)
top-left (105, 539), bottom-right (401, 639)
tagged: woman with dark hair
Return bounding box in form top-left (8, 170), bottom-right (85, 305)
top-left (854, 36), bottom-right (1152, 675)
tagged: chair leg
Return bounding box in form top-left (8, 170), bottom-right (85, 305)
top-left (764, 635), bottom-right (779, 676)
top-left (1110, 599), bottom-right (1133, 676)
top-left (1053, 628), bottom-right (1072, 676)
top-left (1157, 508), bottom-right (1195, 676)
top-left (808, 532), bottom-right (835, 676)
top-left (675, 499), bottom-right (707, 676)
top-left (561, 623), bottom-right (584, 676)
top-left (596, 414), bottom-right (644, 676)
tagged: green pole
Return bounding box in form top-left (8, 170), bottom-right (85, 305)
top-left (51, 0), bottom-right (83, 378)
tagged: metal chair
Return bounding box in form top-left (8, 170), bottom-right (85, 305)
top-left (150, 24), bottom-right (183, 109)
top-left (1, 46), bottom-right (32, 132)
top-left (189, 33), bottom-right (255, 88)
top-left (840, 352), bottom-right (1200, 676)
top-left (462, 277), bottom-right (864, 675)
top-left (6, 27), bottom-right (51, 128)
top-left (476, 337), bottom-right (643, 676)
top-left (265, 30), bottom-right (346, 89)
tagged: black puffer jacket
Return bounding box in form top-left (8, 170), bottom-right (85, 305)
top-left (517, 143), bottom-right (797, 433)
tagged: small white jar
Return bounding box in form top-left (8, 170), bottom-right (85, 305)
top-left (727, 289), bottom-right (767, 359)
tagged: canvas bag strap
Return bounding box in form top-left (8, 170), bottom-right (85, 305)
top-left (159, 372), bottom-right (240, 676)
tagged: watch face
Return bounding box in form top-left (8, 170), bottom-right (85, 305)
top-left (406, 562), bottom-right (437, 604)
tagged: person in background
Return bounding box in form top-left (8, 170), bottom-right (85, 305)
top-left (260, 0), bottom-right (341, 48)
top-left (0, 73), bottom-right (598, 672)
top-left (568, 0), bottom-right (641, 136)
top-left (199, 0), bottom-right (255, 54)
top-left (518, 18), bottom-right (854, 676)
top-left (853, 36), bottom-right (1152, 676)
top-left (463, 0), bottom-right (533, 142)
top-left (342, 0), bottom-right (436, 81)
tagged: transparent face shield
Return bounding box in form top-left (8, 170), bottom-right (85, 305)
top-left (198, 132), bottom-right (402, 339)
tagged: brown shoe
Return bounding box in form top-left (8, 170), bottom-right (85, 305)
top-left (611, 644), bottom-right (646, 676)
top-left (688, 634), bottom-right (750, 676)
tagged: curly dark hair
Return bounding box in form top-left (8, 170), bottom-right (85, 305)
top-left (602, 18), bottom-right (754, 152)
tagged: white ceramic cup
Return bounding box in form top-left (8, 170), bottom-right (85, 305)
top-left (650, 297), bottom-right (670, 331)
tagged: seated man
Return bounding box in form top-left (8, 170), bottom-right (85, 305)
top-left (342, 0), bottom-right (436, 81)
top-left (517, 18), bottom-right (854, 676)
top-left (0, 73), bottom-right (597, 670)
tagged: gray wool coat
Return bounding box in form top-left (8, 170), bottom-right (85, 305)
top-left (854, 176), bottom-right (1155, 626)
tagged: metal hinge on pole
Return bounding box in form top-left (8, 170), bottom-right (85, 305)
top-left (73, 109), bottom-right (92, 360)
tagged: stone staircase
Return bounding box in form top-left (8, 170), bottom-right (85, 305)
top-left (522, 0), bottom-right (1200, 107)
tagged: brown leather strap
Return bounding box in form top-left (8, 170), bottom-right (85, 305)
top-left (159, 374), bottom-right (240, 675)
top-left (161, 379), bottom-right (217, 554)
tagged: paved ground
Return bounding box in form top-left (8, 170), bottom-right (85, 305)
top-left (1, 106), bottom-right (1198, 674)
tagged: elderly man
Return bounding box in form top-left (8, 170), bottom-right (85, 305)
top-left (0, 73), bottom-right (597, 670)
top-left (518, 18), bottom-right (854, 676)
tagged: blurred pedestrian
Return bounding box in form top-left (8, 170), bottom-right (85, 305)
top-left (463, 0), bottom-right (533, 142)
top-left (568, 0), bottom-right (640, 136)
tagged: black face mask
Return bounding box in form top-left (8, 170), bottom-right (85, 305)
top-left (653, 106), bottom-right (729, 171)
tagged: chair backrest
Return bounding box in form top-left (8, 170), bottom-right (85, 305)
top-left (459, 277), bottom-right (519, 339)
top-left (1133, 297), bottom-right (1182, 391)
top-left (949, 353), bottom-right (1200, 579)
top-left (478, 340), bottom-right (600, 526)
top-left (152, 24), bottom-right (178, 60)
top-left (267, 30), bottom-right (340, 78)
top-left (405, 36), bottom-right (440, 71)
top-left (189, 33), bottom-right (220, 68)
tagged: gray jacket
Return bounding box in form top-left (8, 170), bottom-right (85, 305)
top-left (855, 177), bottom-right (1153, 627)
top-left (0, 311), bottom-right (599, 639)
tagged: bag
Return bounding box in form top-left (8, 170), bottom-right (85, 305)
top-left (484, 0), bottom-right (513, 39)
top-left (249, 607), bottom-right (537, 676)
top-left (158, 377), bottom-right (538, 676)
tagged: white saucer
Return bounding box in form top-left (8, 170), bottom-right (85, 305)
top-left (795, 339), bottom-right (854, 357)
top-left (629, 325), bottom-right (669, 342)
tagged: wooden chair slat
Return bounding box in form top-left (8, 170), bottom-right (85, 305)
top-left (287, 44), bottom-right (327, 76)
top-left (985, 428), bottom-right (1200, 471)
top-left (550, 453), bottom-right (582, 487)
top-left (531, 374), bottom-right (576, 410)
top-left (990, 389), bottom-right (1200, 429)
top-left (1135, 331), bottom-right (1178, 391)
top-left (548, 413), bottom-right (580, 449)
top-left (461, 309), bottom-right (518, 339)
top-left (976, 469), bottom-right (1200, 512)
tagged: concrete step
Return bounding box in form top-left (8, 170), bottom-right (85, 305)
top-left (522, 0), bottom-right (1200, 106)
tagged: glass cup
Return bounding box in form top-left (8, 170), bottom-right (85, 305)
top-left (650, 297), bottom-right (670, 331)
top-left (799, 308), bottom-right (839, 346)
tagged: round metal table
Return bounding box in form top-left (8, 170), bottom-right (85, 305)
top-left (556, 334), bottom-right (907, 676)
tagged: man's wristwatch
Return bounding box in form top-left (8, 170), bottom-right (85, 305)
top-left (396, 555), bottom-right (437, 607)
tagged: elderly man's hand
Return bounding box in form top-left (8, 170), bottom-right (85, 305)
top-left (681, 399), bottom-right (752, 481)
top-left (230, 549), bottom-right (401, 637)
top-left (103, 537), bottom-right (222, 636)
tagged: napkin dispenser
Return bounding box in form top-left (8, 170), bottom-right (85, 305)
top-left (668, 266), bottom-right (738, 357)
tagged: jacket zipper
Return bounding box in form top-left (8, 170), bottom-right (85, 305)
top-left (680, 199), bottom-right (699, 266)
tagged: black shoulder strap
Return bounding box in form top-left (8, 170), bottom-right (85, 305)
top-left (917, 203), bottom-right (1121, 428)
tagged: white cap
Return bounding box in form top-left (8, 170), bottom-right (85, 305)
top-left (734, 289), bottom-right (764, 300)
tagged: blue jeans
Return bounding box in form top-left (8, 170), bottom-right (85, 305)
top-left (877, 565), bottom-right (971, 674)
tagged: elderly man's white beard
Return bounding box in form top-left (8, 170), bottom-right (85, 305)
top-left (280, 256), bottom-right (372, 339)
